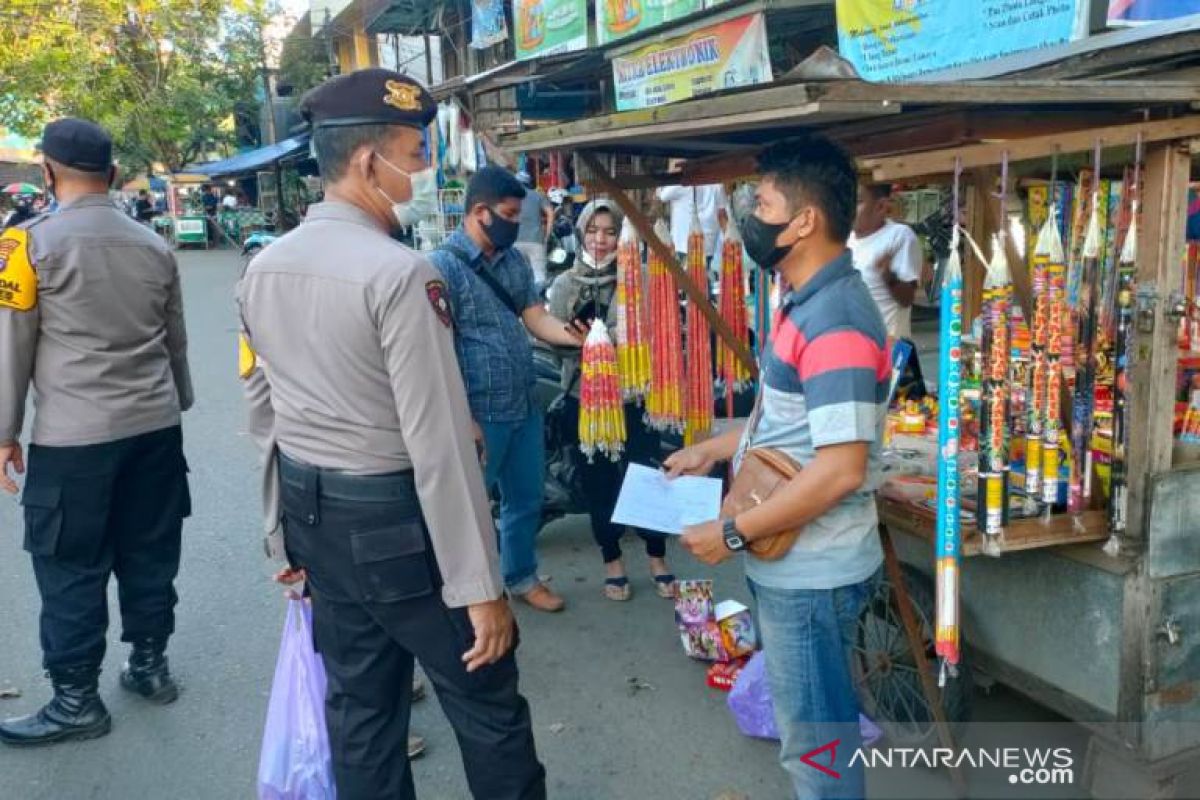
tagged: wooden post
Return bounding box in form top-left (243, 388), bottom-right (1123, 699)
top-left (1123, 141), bottom-right (1189, 550)
top-left (880, 525), bottom-right (968, 799)
top-left (578, 151), bottom-right (759, 379)
top-left (964, 168), bottom-right (997, 325)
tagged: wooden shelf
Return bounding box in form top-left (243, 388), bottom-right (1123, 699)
top-left (877, 496), bottom-right (1109, 557)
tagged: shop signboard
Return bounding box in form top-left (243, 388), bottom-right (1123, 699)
top-left (836, 0), bottom-right (1079, 82)
top-left (513, 0), bottom-right (589, 60)
top-left (472, 0), bottom-right (509, 48)
top-left (596, 0), bottom-right (704, 45)
top-left (611, 11), bottom-right (772, 111)
top-left (1108, 0), bottom-right (1200, 22)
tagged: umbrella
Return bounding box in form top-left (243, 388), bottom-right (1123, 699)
top-left (3, 182), bottom-right (41, 196)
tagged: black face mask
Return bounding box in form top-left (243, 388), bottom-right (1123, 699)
top-left (741, 214), bottom-right (794, 271)
top-left (483, 207), bottom-right (520, 251)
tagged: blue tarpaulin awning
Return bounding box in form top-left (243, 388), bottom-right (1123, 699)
top-left (181, 134), bottom-right (310, 177)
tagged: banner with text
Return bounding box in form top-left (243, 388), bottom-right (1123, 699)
top-left (596, 0), bottom-right (704, 46)
top-left (611, 12), bottom-right (772, 111)
top-left (514, 0), bottom-right (589, 60)
top-left (472, 0), bottom-right (509, 49)
top-left (836, 0), bottom-right (1078, 82)
top-left (1108, 0), bottom-right (1200, 22)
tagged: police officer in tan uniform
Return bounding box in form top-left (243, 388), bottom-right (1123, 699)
top-left (0, 118), bottom-right (193, 746)
top-left (237, 69), bottom-right (545, 799)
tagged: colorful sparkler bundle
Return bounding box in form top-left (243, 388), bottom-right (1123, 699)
top-left (1108, 201), bottom-right (1137, 539)
top-left (1041, 208), bottom-right (1068, 510)
top-left (646, 220), bottom-right (686, 434)
top-left (1024, 213), bottom-right (1056, 501)
top-left (716, 216), bottom-right (752, 416)
top-left (935, 226), bottom-right (965, 668)
top-left (1068, 199), bottom-right (1104, 514)
top-left (684, 216), bottom-right (714, 443)
top-left (578, 319), bottom-right (626, 463)
top-left (614, 217), bottom-right (651, 401)
top-left (977, 234), bottom-right (1012, 547)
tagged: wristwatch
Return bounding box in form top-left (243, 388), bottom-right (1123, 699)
top-left (722, 518), bottom-right (747, 552)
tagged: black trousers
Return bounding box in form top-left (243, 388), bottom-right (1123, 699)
top-left (278, 454), bottom-right (545, 800)
top-left (561, 398), bottom-right (666, 564)
top-left (21, 426), bottom-right (189, 676)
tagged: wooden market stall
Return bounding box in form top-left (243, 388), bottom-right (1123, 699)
top-left (506, 76), bottom-right (1200, 797)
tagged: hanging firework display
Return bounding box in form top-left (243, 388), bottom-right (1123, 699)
top-left (977, 234), bottom-right (1012, 550)
top-left (1041, 207), bottom-right (1068, 511)
top-left (1069, 194), bottom-right (1104, 515)
top-left (717, 216), bottom-right (752, 417)
top-left (578, 319), bottom-right (626, 463)
top-left (684, 213), bottom-right (715, 443)
top-left (1025, 210), bottom-right (1058, 503)
top-left (1108, 206), bottom-right (1136, 546)
top-left (646, 220), bottom-right (686, 434)
top-left (614, 217), bottom-right (651, 401)
top-left (936, 223), bottom-right (965, 670)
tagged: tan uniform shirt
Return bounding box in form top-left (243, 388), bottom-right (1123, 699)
top-left (236, 201), bottom-right (501, 608)
top-left (0, 194), bottom-right (193, 447)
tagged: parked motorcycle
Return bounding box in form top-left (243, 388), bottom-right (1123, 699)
top-left (242, 230), bottom-right (278, 260)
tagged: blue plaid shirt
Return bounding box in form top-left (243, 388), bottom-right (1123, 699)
top-left (427, 229), bottom-right (538, 423)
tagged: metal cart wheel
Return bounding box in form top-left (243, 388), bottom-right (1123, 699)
top-left (853, 562), bottom-right (973, 746)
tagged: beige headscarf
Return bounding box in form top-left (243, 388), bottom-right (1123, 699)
top-left (574, 197), bottom-right (625, 271)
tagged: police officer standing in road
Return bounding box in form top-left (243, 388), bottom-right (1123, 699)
top-left (0, 118), bottom-right (194, 746)
top-left (237, 69), bottom-right (545, 800)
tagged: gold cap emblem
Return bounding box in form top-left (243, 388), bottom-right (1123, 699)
top-left (383, 80), bottom-right (421, 111)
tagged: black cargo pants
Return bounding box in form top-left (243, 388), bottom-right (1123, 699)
top-left (21, 425), bottom-right (190, 676)
top-left (278, 453), bottom-right (545, 800)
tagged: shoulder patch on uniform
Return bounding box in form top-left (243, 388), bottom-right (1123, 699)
top-left (0, 227), bottom-right (37, 311)
top-left (426, 280), bottom-right (452, 328)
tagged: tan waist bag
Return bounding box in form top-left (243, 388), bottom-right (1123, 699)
top-left (720, 448), bottom-right (803, 561)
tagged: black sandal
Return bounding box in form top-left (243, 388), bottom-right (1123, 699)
top-left (653, 573), bottom-right (678, 599)
top-left (604, 576), bottom-right (631, 601)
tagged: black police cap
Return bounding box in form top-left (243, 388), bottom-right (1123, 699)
top-left (301, 68), bottom-right (437, 131)
top-left (40, 118), bottom-right (113, 171)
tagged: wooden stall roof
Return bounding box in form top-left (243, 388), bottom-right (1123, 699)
top-left (504, 77), bottom-right (1200, 185)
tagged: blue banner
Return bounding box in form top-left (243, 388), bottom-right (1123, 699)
top-left (1108, 0), bottom-right (1200, 22)
top-left (471, 0), bottom-right (509, 49)
top-left (836, 0), bottom-right (1079, 82)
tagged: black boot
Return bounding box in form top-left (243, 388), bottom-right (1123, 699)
top-left (120, 639), bottom-right (179, 705)
top-left (0, 668), bottom-right (111, 747)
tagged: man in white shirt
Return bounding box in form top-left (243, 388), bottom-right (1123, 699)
top-left (848, 183), bottom-right (922, 339)
top-left (656, 161), bottom-right (727, 264)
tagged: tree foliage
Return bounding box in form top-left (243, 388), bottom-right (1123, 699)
top-left (0, 0), bottom-right (289, 174)
top-left (278, 23), bottom-right (330, 100)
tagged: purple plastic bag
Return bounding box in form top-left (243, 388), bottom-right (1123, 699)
top-left (257, 599), bottom-right (336, 800)
top-left (727, 651), bottom-right (883, 746)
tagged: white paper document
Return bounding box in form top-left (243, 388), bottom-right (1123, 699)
top-left (610, 463), bottom-right (723, 535)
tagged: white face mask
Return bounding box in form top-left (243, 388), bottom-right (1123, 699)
top-left (374, 152), bottom-right (438, 227)
top-left (579, 247), bottom-right (617, 271)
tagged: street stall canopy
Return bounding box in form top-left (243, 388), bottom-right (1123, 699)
top-left (181, 134), bottom-right (311, 178)
top-left (505, 76), bottom-right (1200, 174)
top-left (121, 175), bottom-right (167, 192)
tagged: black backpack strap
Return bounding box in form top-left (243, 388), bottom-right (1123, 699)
top-left (443, 242), bottom-right (522, 319)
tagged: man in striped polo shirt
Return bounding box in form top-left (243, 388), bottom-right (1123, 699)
top-left (667, 134), bottom-right (887, 799)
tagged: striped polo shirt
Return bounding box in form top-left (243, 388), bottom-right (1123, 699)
top-left (740, 250), bottom-right (888, 590)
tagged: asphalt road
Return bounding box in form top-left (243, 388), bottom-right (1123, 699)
top-left (0, 249), bottom-right (1085, 800)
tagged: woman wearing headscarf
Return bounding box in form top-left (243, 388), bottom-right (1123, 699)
top-left (547, 198), bottom-right (677, 601)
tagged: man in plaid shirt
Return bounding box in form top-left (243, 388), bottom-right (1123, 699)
top-left (428, 167), bottom-right (585, 613)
